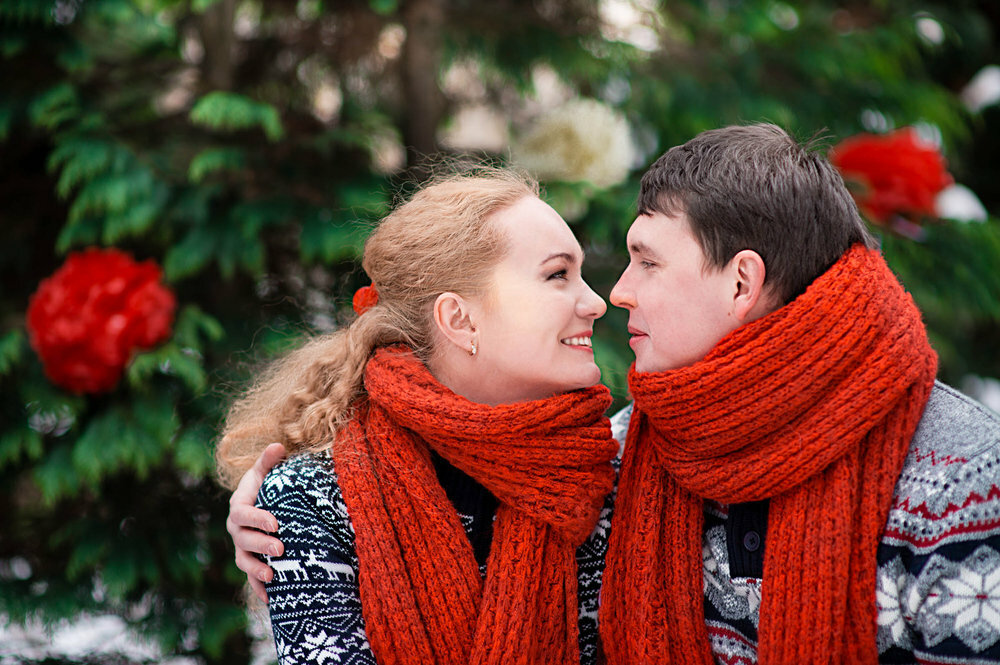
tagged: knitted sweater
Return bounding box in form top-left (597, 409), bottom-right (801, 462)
top-left (608, 381), bottom-right (1000, 664)
top-left (257, 450), bottom-right (617, 665)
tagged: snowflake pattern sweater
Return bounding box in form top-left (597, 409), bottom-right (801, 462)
top-left (258, 380), bottom-right (998, 664)
top-left (257, 450), bottom-right (617, 665)
top-left (609, 381), bottom-right (1000, 665)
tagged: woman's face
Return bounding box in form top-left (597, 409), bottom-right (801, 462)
top-left (468, 196), bottom-right (607, 403)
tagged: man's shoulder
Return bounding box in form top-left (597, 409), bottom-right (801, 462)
top-left (877, 383), bottom-right (1000, 661)
top-left (609, 403), bottom-right (633, 453)
top-left (909, 380), bottom-right (1000, 458)
top-left (899, 380), bottom-right (1000, 488)
top-left (611, 402), bottom-right (634, 441)
top-left (885, 381), bottom-right (1000, 552)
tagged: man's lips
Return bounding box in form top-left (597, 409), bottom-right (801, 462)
top-left (627, 327), bottom-right (647, 347)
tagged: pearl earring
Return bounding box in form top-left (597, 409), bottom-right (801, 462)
top-left (470, 340), bottom-right (477, 357)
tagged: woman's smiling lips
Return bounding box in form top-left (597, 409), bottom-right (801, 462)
top-left (560, 332), bottom-right (593, 349)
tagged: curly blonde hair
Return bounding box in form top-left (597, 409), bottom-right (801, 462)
top-left (215, 168), bottom-right (539, 489)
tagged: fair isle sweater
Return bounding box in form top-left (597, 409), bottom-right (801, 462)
top-left (257, 449), bottom-right (617, 665)
top-left (609, 381), bottom-right (1000, 664)
top-left (258, 381), bottom-right (1000, 664)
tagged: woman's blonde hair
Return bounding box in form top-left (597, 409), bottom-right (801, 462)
top-left (216, 167), bottom-right (539, 489)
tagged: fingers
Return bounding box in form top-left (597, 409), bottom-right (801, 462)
top-left (228, 442), bottom-right (285, 534)
top-left (229, 502), bottom-right (279, 534)
top-left (248, 576), bottom-right (269, 604)
top-left (230, 514), bottom-right (285, 558)
top-left (235, 544), bottom-right (275, 581)
top-left (226, 442), bottom-right (288, 605)
top-left (257, 442), bottom-right (287, 478)
top-left (236, 544), bottom-right (274, 603)
top-left (228, 515), bottom-right (281, 603)
top-left (230, 443), bottom-right (287, 511)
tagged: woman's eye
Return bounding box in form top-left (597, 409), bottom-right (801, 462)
top-left (548, 269), bottom-right (568, 280)
top-left (640, 261), bottom-right (655, 269)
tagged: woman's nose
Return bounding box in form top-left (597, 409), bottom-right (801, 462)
top-left (578, 283), bottom-right (607, 319)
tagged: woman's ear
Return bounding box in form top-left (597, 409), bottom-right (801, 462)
top-left (433, 292), bottom-right (476, 353)
top-left (730, 249), bottom-right (775, 322)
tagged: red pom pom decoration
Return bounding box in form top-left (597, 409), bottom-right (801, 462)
top-left (830, 127), bottom-right (953, 227)
top-left (26, 248), bottom-right (177, 394)
top-left (352, 285), bottom-right (379, 316)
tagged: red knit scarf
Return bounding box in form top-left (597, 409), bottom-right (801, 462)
top-left (600, 245), bottom-right (937, 664)
top-left (332, 346), bottom-right (618, 665)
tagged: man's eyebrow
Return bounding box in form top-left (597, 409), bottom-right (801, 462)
top-left (628, 241), bottom-right (658, 258)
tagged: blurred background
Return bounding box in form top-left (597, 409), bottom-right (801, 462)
top-left (2, 0), bottom-right (999, 662)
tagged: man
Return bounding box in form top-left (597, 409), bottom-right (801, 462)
top-left (598, 123), bottom-right (1000, 664)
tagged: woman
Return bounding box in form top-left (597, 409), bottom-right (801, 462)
top-left (216, 168), bottom-right (620, 665)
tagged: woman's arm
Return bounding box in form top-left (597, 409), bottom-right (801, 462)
top-left (258, 454), bottom-right (377, 665)
top-left (227, 442), bottom-right (287, 602)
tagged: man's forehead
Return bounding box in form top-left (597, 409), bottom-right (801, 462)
top-left (626, 214), bottom-right (672, 252)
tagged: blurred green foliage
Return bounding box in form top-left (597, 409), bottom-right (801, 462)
top-left (2, 0), bottom-right (999, 662)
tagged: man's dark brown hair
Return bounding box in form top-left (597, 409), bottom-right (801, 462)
top-left (638, 123), bottom-right (876, 304)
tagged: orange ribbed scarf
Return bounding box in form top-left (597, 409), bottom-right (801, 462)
top-left (600, 246), bottom-right (938, 664)
top-left (333, 346), bottom-right (618, 665)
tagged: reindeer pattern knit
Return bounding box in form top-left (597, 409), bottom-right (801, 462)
top-left (256, 388), bottom-right (1000, 665)
top-left (257, 346), bottom-right (619, 665)
top-left (257, 450), bottom-right (618, 665)
top-left (609, 380), bottom-right (1000, 665)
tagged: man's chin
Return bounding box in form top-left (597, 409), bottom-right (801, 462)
top-left (634, 355), bottom-right (672, 374)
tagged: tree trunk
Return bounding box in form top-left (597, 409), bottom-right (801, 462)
top-left (200, 0), bottom-right (236, 91)
top-left (400, 0), bottom-right (446, 171)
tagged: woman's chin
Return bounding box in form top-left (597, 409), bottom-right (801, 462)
top-left (553, 367), bottom-right (603, 393)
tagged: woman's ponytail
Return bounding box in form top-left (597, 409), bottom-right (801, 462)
top-left (216, 167), bottom-right (538, 489)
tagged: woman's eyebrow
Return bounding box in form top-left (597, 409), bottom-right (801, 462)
top-left (541, 251), bottom-right (575, 265)
top-left (540, 247), bottom-right (586, 266)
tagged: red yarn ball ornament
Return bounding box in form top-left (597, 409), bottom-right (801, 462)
top-left (26, 247), bottom-right (177, 394)
top-left (353, 285), bottom-right (379, 316)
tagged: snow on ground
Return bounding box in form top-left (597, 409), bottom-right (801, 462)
top-left (0, 612), bottom-right (275, 665)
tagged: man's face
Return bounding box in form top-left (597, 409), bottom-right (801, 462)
top-left (610, 211), bottom-right (744, 373)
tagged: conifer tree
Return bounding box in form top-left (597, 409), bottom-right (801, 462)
top-left (1, 0), bottom-right (998, 661)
